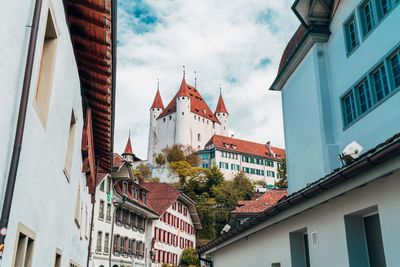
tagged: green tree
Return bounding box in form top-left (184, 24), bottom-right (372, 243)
top-left (179, 248), bottom-right (200, 266)
top-left (204, 164), bottom-right (224, 195)
top-left (155, 153), bottom-right (166, 166)
top-left (275, 158), bottom-right (288, 188)
top-left (163, 145), bottom-right (186, 163)
top-left (232, 171), bottom-right (254, 200)
top-left (133, 163), bottom-right (151, 182)
top-left (169, 161), bottom-right (204, 186)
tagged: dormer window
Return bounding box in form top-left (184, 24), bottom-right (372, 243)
top-left (122, 182), bottom-right (128, 195)
top-left (142, 193), bottom-right (147, 204)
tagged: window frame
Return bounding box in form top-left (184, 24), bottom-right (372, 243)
top-left (343, 13), bottom-right (360, 55)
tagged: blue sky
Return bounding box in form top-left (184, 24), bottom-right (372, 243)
top-left (115, 0), bottom-right (299, 159)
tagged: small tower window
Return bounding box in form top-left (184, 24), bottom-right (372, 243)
top-left (163, 118), bottom-right (166, 122)
top-left (182, 112), bottom-right (184, 116)
top-left (194, 115), bottom-right (196, 119)
top-left (169, 116), bottom-right (172, 120)
top-left (198, 134), bottom-right (201, 142)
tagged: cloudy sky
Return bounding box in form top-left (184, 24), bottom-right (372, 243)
top-left (115, 0), bottom-right (299, 159)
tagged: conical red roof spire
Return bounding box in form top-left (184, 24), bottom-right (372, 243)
top-left (177, 77), bottom-right (190, 97)
top-left (150, 88), bottom-right (164, 110)
top-left (215, 91), bottom-right (228, 114)
top-left (123, 136), bottom-right (134, 155)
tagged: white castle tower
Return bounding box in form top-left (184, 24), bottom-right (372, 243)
top-left (214, 88), bottom-right (229, 136)
top-left (147, 86), bottom-right (164, 162)
top-left (147, 76), bottom-right (230, 162)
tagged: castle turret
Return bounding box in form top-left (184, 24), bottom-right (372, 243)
top-left (147, 88), bottom-right (164, 161)
top-left (175, 78), bottom-right (191, 146)
top-left (215, 91), bottom-right (229, 136)
top-left (122, 136), bottom-right (135, 162)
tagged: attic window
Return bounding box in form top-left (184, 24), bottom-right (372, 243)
top-left (232, 145), bottom-right (237, 149)
top-left (190, 93), bottom-right (194, 96)
top-left (203, 109), bottom-right (207, 114)
top-left (195, 108), bottom-right (200, 112)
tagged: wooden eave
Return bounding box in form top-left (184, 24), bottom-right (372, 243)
top-left (66, 0), bottom-right (114, 171)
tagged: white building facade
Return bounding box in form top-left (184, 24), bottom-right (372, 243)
top-left (141, 183), bottom-right (202, 267)
top-left (0, 0), bottom-right (115, 266)
top-left (197, 135), bottom-right (285, 185)
top-left (147, 78), bottom-right (230, 162)
top-left (90, 150), bottom-right (159, 267)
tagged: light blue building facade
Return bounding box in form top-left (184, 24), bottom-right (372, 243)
top-left (198, 1), bottom-right (400, 266)
top-left (271, 0), bottom-right (400, 193)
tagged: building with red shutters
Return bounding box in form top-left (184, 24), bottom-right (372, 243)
top-left (141, 183), bottom-right (202, 267)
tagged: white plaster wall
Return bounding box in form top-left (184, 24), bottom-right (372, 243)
top-left (149, 203), bottom-right (196, 267)
top-left (208, 170), bottom-right (400, 267)
top-left (147, 108), bottom-right (163, 162)
top-left (214, 150), bottom-right (281, 185)
top-left (0, 0), bottom-right (91, 265)
top-left (90, 177), bottom-right (148, 267)
top-left (152, 110), bottom-right (220, 158)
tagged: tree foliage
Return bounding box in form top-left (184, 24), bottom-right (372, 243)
top-left (204, 164), bottom-right (224, 195)
top-left (133, 163), bottom-right (151, 182)
top-left (179, 248), bottom-right (200, 266)
top-left (275, 158), bottom-right (288, 188)
top-left (155, 153), bottom-right (166, 166)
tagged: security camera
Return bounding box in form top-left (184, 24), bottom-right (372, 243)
top-left (221, 224), bottom-right (231, 235)
top-left (340, 141), bottom-right (363, 165)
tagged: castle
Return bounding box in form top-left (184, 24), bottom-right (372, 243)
top-left (147, 76), bottom-right (230, 161)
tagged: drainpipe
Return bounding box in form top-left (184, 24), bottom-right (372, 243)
top-left (0, 0), bottom-right (43, 259)
top-left (87, 160), bottom-right (100, 267)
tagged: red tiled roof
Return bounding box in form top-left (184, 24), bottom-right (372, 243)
top-left (158, 79), bottom-right (220, 123)
top-left (278, 25), bottom-right (307, 73)
top-left (151, 88), bottom-right (164, 110)
top-left (232, 190), bottom-right (288, 214)
top-left (206, 135), bottom-right (285, 159)
top-left (114, 181), bottom-right (158, 215)
top-left (215, 93), bottom-right (228, 114)
top-left (140, 183), bottom-right (181, 216)
top-left (123, 137), bottom-right (133, 155)
top-left (113, 153), bottom-right (125, 168)
top-left (65, 0), bottom-right (115, 171)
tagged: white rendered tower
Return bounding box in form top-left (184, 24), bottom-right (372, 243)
top-left (147, 88), bottom-right (164, 161)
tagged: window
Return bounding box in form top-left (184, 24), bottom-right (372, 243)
top-left (54, 251), bottom-right (62, 267)
top-left (35, 9), bottom-right (58, 127)
top-left (99, 181), bottom-right (104, 191)
top-left (198, 133), bottom-right (201, 142)
top-left (371, 64), bottom-right (390, 102)
top-left (13, 223), bottom-right (35, 267)
top-left (356, 79), bottom-right (372, 115)
top-left (104, 233), bottom-right (109, 254)
top-left (106, 203), bottom-right (111, 221)
top-left (70, 262), bottom-right (81, 267)
top-left (202, 163), bottom-right (209, 168)
top-left (389, 49), bottom-right (400, 88)
top-left (360, 0), bottom-right (375, 36)
top-left (99, 200), bottom-right (104, 219)
top-left (201, 154), bottom-right (209, 159)
top-left (289, 228), bottom-right (310, 267)
top-left (342, 91), bottom-right (356, 126)
top-left (64, 111), bottom-right (76, 180)
top-left (74, 183), bottom-right (81, 227)
top-left (122, 181), bottom-right (128, 195)
top-left (344, 15), bottom-right (359, 53)
top-left (345, 206), bottom-right (386, 267)
top-left (96, 232), bottom-right (102, 253)
top-left (376, 0), bottom-right (391, 19)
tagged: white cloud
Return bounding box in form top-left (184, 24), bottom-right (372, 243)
top-left (115, 0), bottom-right (299, 159)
